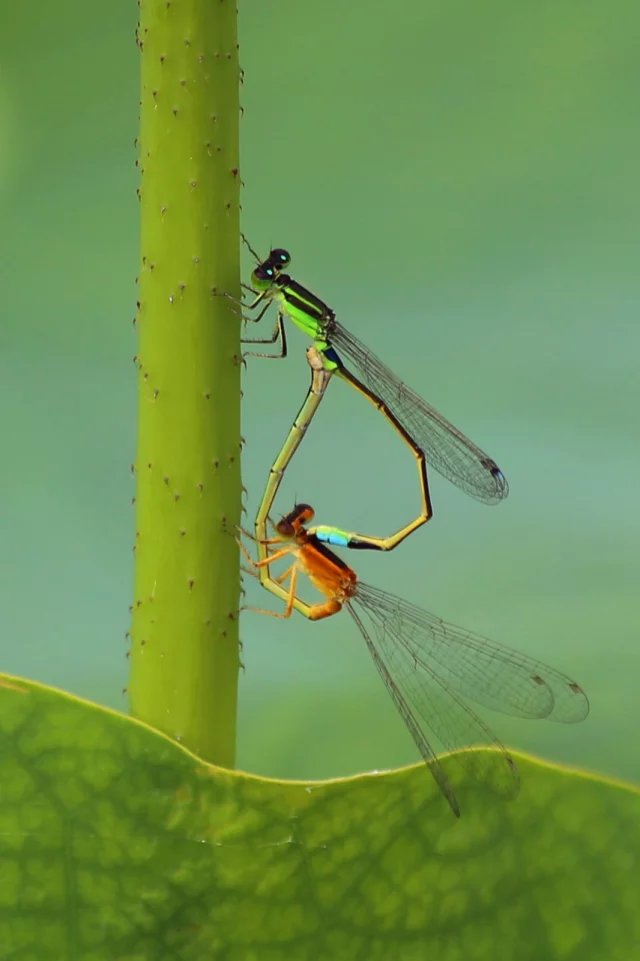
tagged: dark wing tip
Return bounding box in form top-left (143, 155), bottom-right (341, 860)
top-left (474, 458), bottom-right (509, 504)
top-left (561, 681), bottom-right (590, 722)
top-left (489, 464), bottom-right (509, 499)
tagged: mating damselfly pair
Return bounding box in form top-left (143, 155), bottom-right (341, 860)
top-left (236, 245), bottom-right (588, 817)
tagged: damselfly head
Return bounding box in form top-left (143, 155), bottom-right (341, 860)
top-left (252, 249), bottom-right (291, 290)
top-left (276, 503), bottom-right (315, 537)
top-left (252, 249), bottom-right (290, 286)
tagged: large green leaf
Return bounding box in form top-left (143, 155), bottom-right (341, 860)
top-left (0, 674), bottom-right (636, 960)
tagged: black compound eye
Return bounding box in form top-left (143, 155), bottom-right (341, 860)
top-left (270, 248), bottom-right (291, 267)
top-left (255, 265), bottom-right (275, 280)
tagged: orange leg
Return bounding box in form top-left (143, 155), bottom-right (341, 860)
top-left (273, 563), bottom-right (295, 585)
top-left (271, 564), bottom-right (343, 621)
top-left (241, 551), bottom-right (343, 621)
top-left (237, 536), bottom-right (294, 571)
top-left (243, 564), bottom-right (298, 619)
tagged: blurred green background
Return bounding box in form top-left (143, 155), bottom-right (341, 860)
top-left (1, 1), bottom-right (637, 786)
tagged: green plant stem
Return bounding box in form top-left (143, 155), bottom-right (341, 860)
top-left (129, 0), bottom-right (241, 766)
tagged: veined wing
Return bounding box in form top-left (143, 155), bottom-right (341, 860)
top-left (347, 595), bottom-right (518, 817)
top-left (330, 319), bottom-right (508, 504)
top-left (353, 582), bottom-right (589, 723)
top-left (347, 582), bottom-right (588, 814)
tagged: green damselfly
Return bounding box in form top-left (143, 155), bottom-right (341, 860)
top-left (241, 245), bottom-right (508, 506)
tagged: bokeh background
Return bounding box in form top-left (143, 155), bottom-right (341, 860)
top-left (2, 1), bottom-right (638, 786)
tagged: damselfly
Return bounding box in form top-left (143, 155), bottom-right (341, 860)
top-left (240, 244), bottom-right (508, 506)
top-left (240, 503), bottom-right (589, 818)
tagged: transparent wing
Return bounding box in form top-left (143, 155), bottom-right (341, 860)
top-left (330, 319), bottom-right (508, 504)
top-left (347, 582), bottom-right (588, 815)
top-left (354, 582), bottom-right (589, 723)
top-left (347, 599), bottom-right (518, 817)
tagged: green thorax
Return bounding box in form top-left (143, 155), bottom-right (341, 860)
top-left (250, 267), bottom-right (340, 368)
